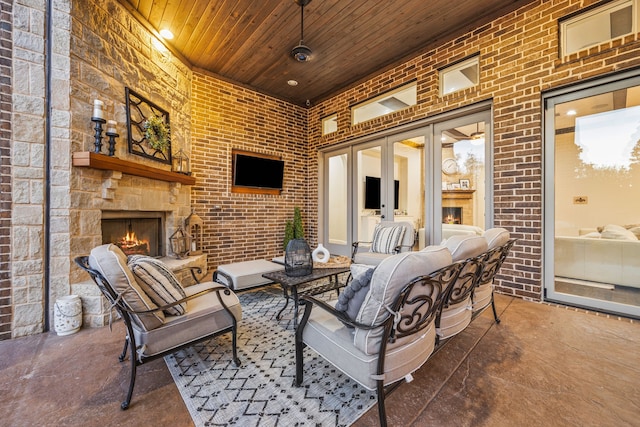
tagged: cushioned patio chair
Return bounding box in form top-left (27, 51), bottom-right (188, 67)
top-left (295, 247), bottom-right (464, 427)
top-left (75, 244), bottom-right (242, 410)
top-left (351, 220), bottom-right (415, 266)
top-left (437, 235), bottom-right (488, 339)
top-left (472, 228), bottom-right (517, 322)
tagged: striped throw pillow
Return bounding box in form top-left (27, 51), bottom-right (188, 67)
top-left (128, 255), bottom-right (187, 316)
top-left (370, 225), bottom-right (406, 254)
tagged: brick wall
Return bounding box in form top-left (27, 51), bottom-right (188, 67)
top-left (190, 70), bottom-right (308, 269)
top-left (307, 0), bottom-right (640, 301)
top-left (0, 0), bottom-right (11, 340)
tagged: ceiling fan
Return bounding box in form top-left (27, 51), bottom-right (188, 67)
top-left (291, 0), bottom-right (312, 62)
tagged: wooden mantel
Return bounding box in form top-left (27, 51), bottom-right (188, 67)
top-left (72, 152), bottom-right (196, 185)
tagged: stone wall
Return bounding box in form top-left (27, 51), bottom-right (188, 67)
top-left (63, 0), bottom-right (193, 329)
top-left (307, 0), bottom-right (640, 301)
top-left (10, 0), bottom-right (48, 337)
top-left (190, 70), bottom-right (308, 269)
top-left (9, 0), bottom-right (194, 337)
top-left (0, 0), bottom-right (12, 340)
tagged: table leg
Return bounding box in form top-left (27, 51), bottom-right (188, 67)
top-left (292, 287), bottom-right (300, 329)
top-left (276, 286), bottom-right (290, 321)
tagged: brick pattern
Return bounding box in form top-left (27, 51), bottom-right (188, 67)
top-left (0, 0), bottom-right (11, 340)
top-left (190, 70), bottom-right (308, 269)
top-left (307, 0), bottom-right (640, 301)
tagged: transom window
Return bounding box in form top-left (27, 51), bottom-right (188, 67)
top-left (439, 56), bottom-right (479, 97)
top-left (351, 82), bottom-right (417, 125)
top-left (322, 114), bottom-right (337, 135)
top-left (560, 0), bottom-right (638, 56)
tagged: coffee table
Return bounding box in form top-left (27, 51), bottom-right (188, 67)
top-left (262, 266), bottom-right (351, 328)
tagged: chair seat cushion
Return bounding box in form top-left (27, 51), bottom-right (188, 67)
top-left (353, 251), bottom-right (392, 266)
top-left (370, 224), bottom-right (406, 254)
top-left (303, 301), bottom-right (437, 390)
top-left (335, 264), bottom-right (375, 322)
top-left (438, 297), bottom-right (472, 339)
top-left (132, 282), bottom-right (242, 357)
top-left (128, 255), bottom-right (187, 316)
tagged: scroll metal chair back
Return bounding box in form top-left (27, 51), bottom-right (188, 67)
top-left (474, 238), bottom-right (517, 323)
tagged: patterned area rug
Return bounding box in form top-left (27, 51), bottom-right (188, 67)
top-left (165, 286), bottom-right (377, 426)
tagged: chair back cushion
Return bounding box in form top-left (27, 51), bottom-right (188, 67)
top-left (128, 255), bottom-right (187, 316)
top-left (484, 228), bottom-right (510, 249)
top-left (443, 235), bottom-right (488, 261)
top-left (354, 246), bottom-right (452, 354)
top-left (370, 223), bottom-right (406, 254)
top-left (334, 264), bottom-right (375, 322)
top-left (89, 244), bottom-right (164, 330)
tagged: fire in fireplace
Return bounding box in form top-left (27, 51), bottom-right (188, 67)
top-left (442, 207), bottom-right (462, 224)
top-left (101, 211), bottom-right (165, 257)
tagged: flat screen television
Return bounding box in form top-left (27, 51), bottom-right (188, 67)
top-left (364, 176), bottom-right (399, 210)
top-left (233, 152), bottom-right (285, 190)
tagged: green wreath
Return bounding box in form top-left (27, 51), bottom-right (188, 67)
top-left (143, 115), bottom-right (169, 151)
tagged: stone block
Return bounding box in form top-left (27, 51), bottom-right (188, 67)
top-left (13, 303), bottom-right (44, 327)
top-left (12, 179), bottom-right (30, 203)
top-left (13, 113), bottom-right (45, 143)
top-left (11, 141), bottom-right (31, 166)
top-left (12, 205), bottom-right (43, 225)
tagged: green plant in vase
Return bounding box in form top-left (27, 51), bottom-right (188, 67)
top-left (293, 207), bottom-right (304, 239)
top-left (283, 207), bottom-right (305, 251)
top-left (283, 220), bottom-right (294, 251)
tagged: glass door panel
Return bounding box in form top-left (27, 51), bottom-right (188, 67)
top-left (434, 113), bottom-right (490, 243)
top-left (355, 143), bottom-right (385, 242)
top-left (325, 151), bottom-right (349, 255)
top-left (391, 136), bottom-right (425, 249)
top-left (545, 77), bottom-right (640, 318)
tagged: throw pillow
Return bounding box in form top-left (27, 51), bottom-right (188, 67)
top-left (127, 255), bottom-right (187, 316)
top-left (370, 225), bottom-right (406, 254)
top-left (335, 264), bottom-right (375, 324)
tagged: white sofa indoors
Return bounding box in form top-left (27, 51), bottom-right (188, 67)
top-left (418, 223), bottom-right (484, 248)
top-left (554, 224), bottom-right (640, 289)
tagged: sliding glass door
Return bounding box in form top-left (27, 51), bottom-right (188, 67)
top-left (544, 71), bottom-right (640, 318)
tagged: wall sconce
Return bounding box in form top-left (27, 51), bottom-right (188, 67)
top-left (172, 148), bottom-right (191, 175)
top-left (185, 211), bottom-right (204, 255)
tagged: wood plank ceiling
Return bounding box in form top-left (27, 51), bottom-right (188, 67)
top-left (120, 0), bottom-right (537, 107)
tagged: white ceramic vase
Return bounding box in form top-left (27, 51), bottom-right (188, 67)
top-left (312, 243), bottom-right (330, 263)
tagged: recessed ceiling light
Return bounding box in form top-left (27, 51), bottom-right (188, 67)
top-left (567, 109), bottom-right (577, 116)
top-left (287, 80), bottom-right (299, 86)
top-left (159, 29), bottom-right (174, 39)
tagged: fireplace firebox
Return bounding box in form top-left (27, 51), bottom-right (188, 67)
top-left (101, 211), bottom-right (165, 257)
top-left (442, 207), bottom-right (462, 224)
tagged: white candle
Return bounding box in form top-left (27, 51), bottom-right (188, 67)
top-left (106, 120), bottom-right (117, 133)
top-left (191, 241), bottom-right (196, 251)
top-left (92, 99), bottom-right (104, 119)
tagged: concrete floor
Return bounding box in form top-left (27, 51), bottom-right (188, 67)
top-left (1, 294), bottom-right (638, 427)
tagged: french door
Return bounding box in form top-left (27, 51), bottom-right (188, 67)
top-left (322, 106), bottom-right (492, 256)
top-left (544, 70), bottom-right (640, 318)
top-left (352, 130), bottom-right (427, 245)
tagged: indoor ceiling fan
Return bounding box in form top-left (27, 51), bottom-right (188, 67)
top-left (291, 0), bottom-right (312, 62)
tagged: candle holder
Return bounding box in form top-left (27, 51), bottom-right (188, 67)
top-left (106, 132), bottom-right (118, 156)
top-left (91, 117), bottom-right (106, 153)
